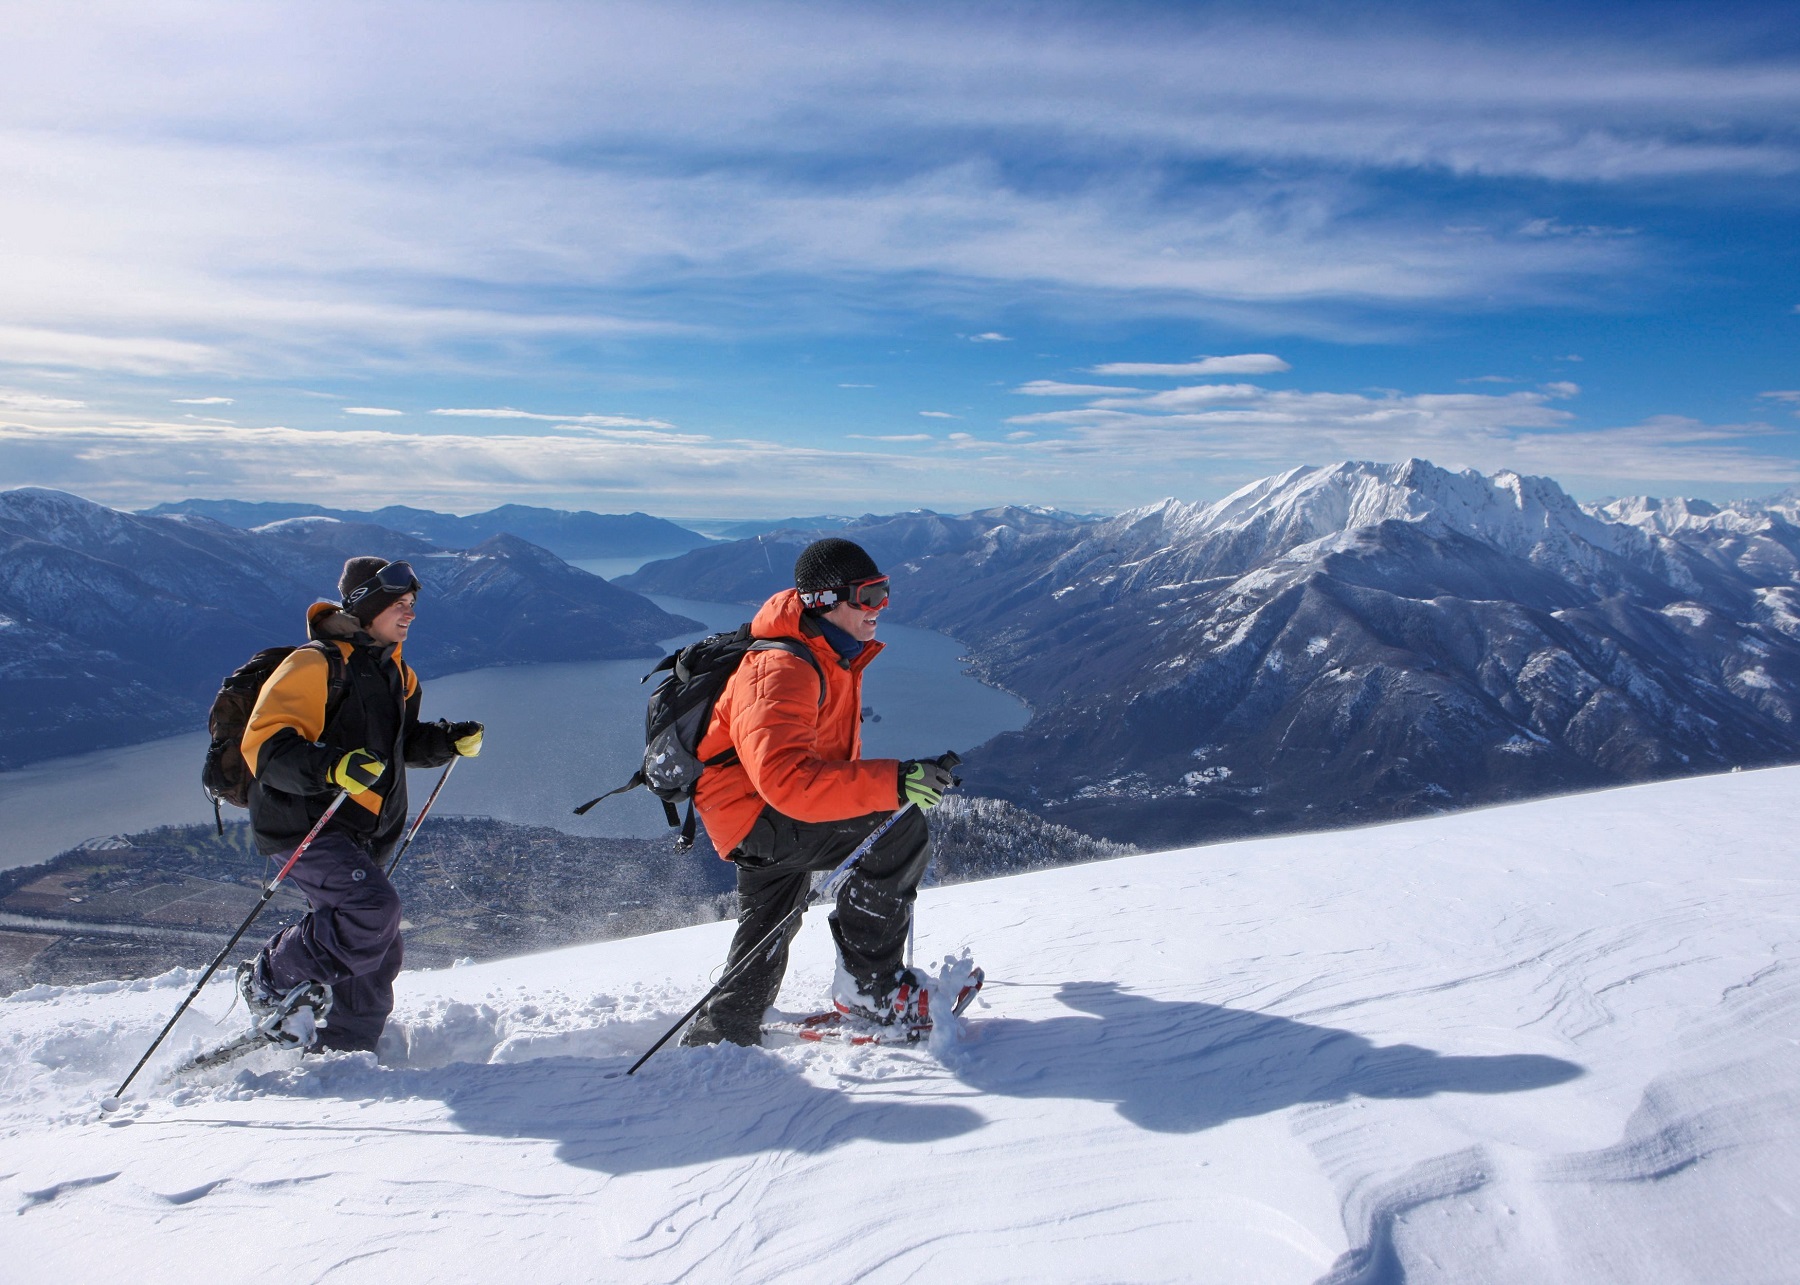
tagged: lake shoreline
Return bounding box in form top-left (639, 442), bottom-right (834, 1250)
top-left (0, 595), bottom-right (1031, 874)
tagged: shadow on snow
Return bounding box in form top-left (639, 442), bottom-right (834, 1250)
top-left (239, 980), bottom-right (1581, 1171)
top-left (950, 981), bottom-right (1583, 1132)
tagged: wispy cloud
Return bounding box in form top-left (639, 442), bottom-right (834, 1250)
top-left (1000, 375), bottom-right (1800, 490)
top-left (848, 433), bottom-right (933, 442)
top-left (1091, 355), bottom-right (1292, 377)
top-left (920, 410), bottom-right (958, 419)
top-left (173, 396), bottom-right (234, 405)
top-left (344, 406), bottom-right (403, 416)
top-left (430, 407), bottom-right (676, 430)
top-left (1015, 381), bottom-right (1143, 396)
top-left (3, 3), bottom-right (1783, 387)
top-left (0, 389), bottom-right (85, 412)
top-left (1519, 218), bottom-right (1639, 238)
top-left (968, 333), bottom-right (1011, 343)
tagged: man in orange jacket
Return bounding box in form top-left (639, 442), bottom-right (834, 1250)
top-left (683, 537), bottom-right (957, 1047)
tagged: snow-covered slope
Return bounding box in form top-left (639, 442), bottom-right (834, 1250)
top-left (5, 767), bottom-right (1796, 1283)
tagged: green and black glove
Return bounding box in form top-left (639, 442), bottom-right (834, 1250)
top-left (330, 748), bottom-right (387, 795)
top-left (447, 720), bottom-right (484, 758)
top-left (899, 756), bottom-right (958, 811)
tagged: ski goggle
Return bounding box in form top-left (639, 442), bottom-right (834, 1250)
top-left (800, 574), bottom-right (890, 611)
top-left (344, 560), bottom-right (421, 608)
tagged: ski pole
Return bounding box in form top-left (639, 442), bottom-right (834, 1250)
top-left (110, 790), bottom-right (350, 1103)
top-left (626, 802), bottom-right (919, 1076)
top-left (384, 756), bottom-right (458, 879)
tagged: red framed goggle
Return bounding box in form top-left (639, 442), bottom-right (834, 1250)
top-left (800, 574), bottom-right (890, 611)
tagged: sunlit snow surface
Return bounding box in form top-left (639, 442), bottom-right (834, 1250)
top-left (5, 768), bottom-right (1798, 1283)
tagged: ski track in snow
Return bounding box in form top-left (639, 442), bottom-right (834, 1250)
top-left (3, 767), bottom-right (1799, 1282)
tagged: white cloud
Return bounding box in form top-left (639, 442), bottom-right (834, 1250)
top-left (1000, 379), bottom-right (1800, 489)
top-left (920, 410), bottom-right (958, 419)
top-left (1540, 382), bottom-right (1581, 398)
top-left (0, 416), bottom-right (1040, 514)
top-left (1091, 355), bottom-right (1291, 377)
top-left (1760, 391), bottom-right (1800, 402)
top-left (1015, 381), bottom-right (1143, 396)
top-left (0, 325), bottom-right (223, 376)
top-left (838, 383), bottom-right (875, 388)
top-left (0, 389), bottom-right (86, 412)
top-left (1108, 384), bottom-right (1265, 410)
top-left (968, 333), bottom-right (1011, 343)
top-left (1519, 218), bottom-right (1638, 238)
top-left (847, 433), bottom-right (933, 442)
top-left (344, 406), bottom-right (404, 416)
top-left (173, 396), bottom-right (234, 405)
top-left (431, 407), bottom-right (676, 430)
top-left (4, 2), bottom-right (1764, 384)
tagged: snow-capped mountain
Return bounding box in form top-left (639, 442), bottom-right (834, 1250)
top-left (6, 766), bottom-right (1796, 1283)
top-left (0, 489), bottom-right (698, 768)
top-left (632, 461), bottom-right (1800, 847)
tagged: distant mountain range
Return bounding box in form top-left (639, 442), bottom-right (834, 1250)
top-left (139, 499), bottom-right (711, 561)
top-left (624, 461), bottom-right (1800, 847)
top-left (0, 489), bottom-right (700, 768)
top-left (15, 466), bottom-right (1800, 848)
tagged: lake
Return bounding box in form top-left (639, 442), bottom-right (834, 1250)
top-left (0, 591), bottom-right (1029, 871)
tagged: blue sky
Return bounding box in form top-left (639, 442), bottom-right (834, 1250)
top-left (0, 0), bottom-right (1797, 518)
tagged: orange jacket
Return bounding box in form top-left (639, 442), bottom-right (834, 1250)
top-left (694, 589), bottom-right (901, 856)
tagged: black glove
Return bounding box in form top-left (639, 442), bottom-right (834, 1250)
top-left (446, 719), bottom-right (484, 757)
top-left (899, 753), bottom-right (960, 811)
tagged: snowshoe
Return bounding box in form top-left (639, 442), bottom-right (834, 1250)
top-left (180, 965), bottom-right (335, 1072)
top-left (236, 957), bottom-right (332, 1048)
top-left (771, 963), bottom-right (984, 1045)
top-left (833, 962), bottom-right (931, 1028)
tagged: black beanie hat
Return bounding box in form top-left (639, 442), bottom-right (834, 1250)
top-left (339, 556), bottom-right (414, 626)
top-left (794, 538), bottom-right (881, 598)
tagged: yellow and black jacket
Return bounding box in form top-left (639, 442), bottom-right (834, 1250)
top-left (241, 602), bottom-right (458, 859)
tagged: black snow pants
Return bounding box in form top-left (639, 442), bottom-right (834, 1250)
top-left (685, 804), bottom-right (932, 1047)
top-left (261, 829), bottom-right (404, 1053)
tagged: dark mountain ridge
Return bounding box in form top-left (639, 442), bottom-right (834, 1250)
top-left (0, 489), bottom-right (699, 768)
top-left (139, 499), bottom-right (710, 561)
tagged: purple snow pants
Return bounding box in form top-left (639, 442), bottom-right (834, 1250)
top-left (261, 829), bottom-right (403, 1053)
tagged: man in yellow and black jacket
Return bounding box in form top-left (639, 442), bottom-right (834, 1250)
top-left (239, 556), bottom-right (482, 1053)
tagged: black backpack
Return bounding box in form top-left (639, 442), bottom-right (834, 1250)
top-left (575, 623), bottom-right (824, 848)
top-left (201, 642), bottom-right (348, 833)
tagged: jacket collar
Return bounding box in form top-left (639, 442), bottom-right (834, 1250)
top-left (307, 601), bottom-right (402, 665)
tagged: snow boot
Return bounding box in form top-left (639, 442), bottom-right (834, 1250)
top-left (833, 962), bottom-right (930, 1028)
top-left (236, 956), bottom-right (333, 1049)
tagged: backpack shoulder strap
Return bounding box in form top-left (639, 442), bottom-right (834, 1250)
top-left (748, 637), bottom-right (826, 706)
top-left (301, 640), bottom-right (351, 722)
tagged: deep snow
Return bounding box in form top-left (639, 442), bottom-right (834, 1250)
top-left (3, 767), bottom-right (1797, 1283)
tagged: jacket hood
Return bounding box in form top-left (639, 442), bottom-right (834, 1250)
top-left (307, 600), bottom-right (403, 663)
top-left (749, 589), bottom-right (809, 640)
top-left (750, 588), bottom-right (881, 668)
